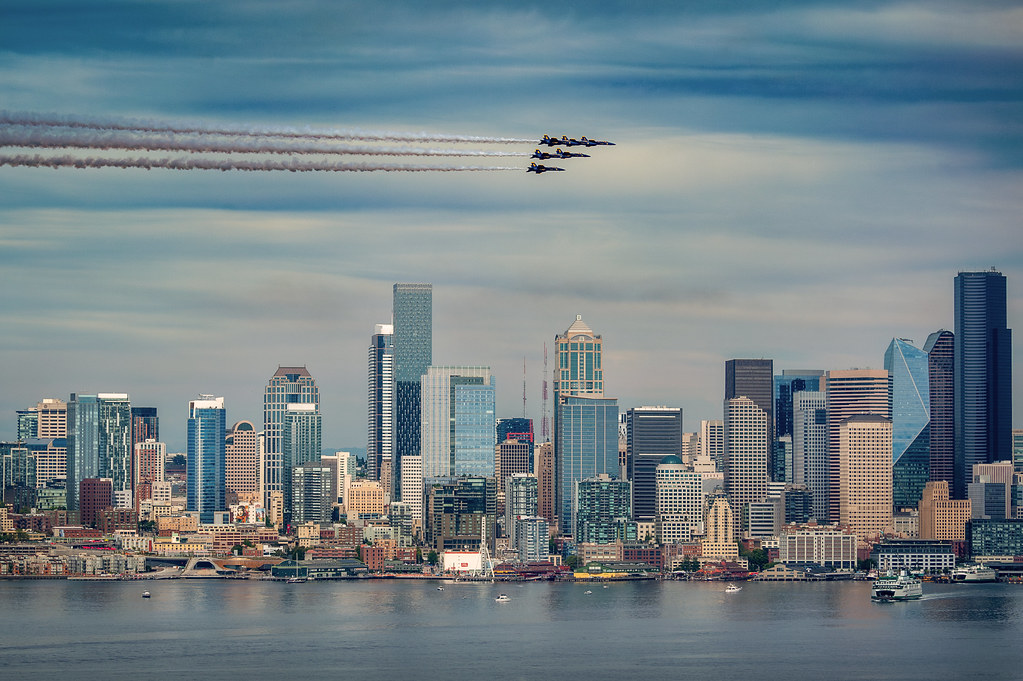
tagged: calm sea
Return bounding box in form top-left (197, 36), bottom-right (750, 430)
top-left (1, 579), bottom-right (1020, 680)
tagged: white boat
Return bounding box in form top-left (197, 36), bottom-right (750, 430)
top-left (951, 565), bottom-right (997, 583)
top-left (725, 584), bottom-right (742, 593)
top-left (584, 590), bottom-right (593, 595)
top-left (141, 591), bottom-right (151, 598)
top-left (871, 572), bottom-right (922, 601)
top-left (494, 594), bottom-right (510, 602)
top-left (437, 586), bottom-right (444, 591)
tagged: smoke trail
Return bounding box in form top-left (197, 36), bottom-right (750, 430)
top-left (0, 153), bottom-right (519, 172)
top-left (0, 111), bottom-right (535, 144)
top-left (0, 128), bottom-right (529, 157)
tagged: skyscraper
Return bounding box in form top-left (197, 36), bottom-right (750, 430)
top-left (282, 403), bottom-right (322, 520)
top-left (824, 370), bottom-right (891, 522)
top-left (838, 414), bottom-right (893, 541)
top-left (774, 370), bottom-right (825, 440)
top-left (66, 393), bottom-right (131, 512)
top-left (792, 390), bottom-right (828, 521)
top-left (187, 396), bottom-right (226, 523)
top-left (725, 359), bottom-right (774, 465)
top-left (884, 338), bottom-right (931, 510)
top-left (420, 366), bottom-right (496, 478)
top-left (700, 419), bottom-right (724, 471)
top-left (924, 330), bottom-right (954, 488)
top-left (655, 456), bottom-right (703, 544)
top-left (954, 270), bottom-right (1012, 498)
top-left (575, 474), bottom-right (634, 544)
top-left (723, 396), bottom-right (769, 537)
top-left (263, 366), bottom-right (318, 508)
top-left (367, 323), bottom-right (393, 483)
top-left (553, 315), bottom-right (616, 536)
top-left (625, 406), bottom-right (684, 523)
top-left (392, 283), bottom-right (432, 500)
top-left (225, 420), bottom-right (261, 503)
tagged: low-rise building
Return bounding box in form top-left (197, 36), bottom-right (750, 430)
top-left (870, 539), bottom-right (956, 573)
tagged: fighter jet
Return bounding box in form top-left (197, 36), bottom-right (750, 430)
top-left (532, 148), bottom-right (590, 160)
top-left (577, 136), bottom-right (615, 146)
top-left (539, 135), bottom-right (563, 147)
top-left (527, 162), bottom-right (565, 174)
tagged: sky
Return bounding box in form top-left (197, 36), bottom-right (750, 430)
top-left (1, 0), bottom-right (1021, 453)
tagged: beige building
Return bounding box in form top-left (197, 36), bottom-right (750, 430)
top-left (157, 515), bottom-right (199, 534)
top-left (824, 369), bottom-right (890, 523)
top-left (655, 458), bottom-right (703, 544)
top-left (701, 495), bottom-right (739, 560)
top-left (778, 525), bottom-right (858, 570)
top-left (534, 441), bottom-right (555, 532)
top-left (723, 396), bottom-right (769, 537)
top-left (495, 439), bottom-right (531, 515)
top-left (36, 398), bottom-right (67, 438)
top-left (225, 421), bottom-right (261, 501)
top-left (399, 454), bottom-right (424, 526)
top-left (31, 439), bottom-right (67, 488)
top-left (838, 414), bottom-right (893, 542)
top-left (267, 491), bottom-right (284, 529)
top-left (347, 480), bottom-right (389, 517)
top-left (918, 480), bottom-right (971, 541)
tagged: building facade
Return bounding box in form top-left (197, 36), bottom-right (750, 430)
top-left (420, 366), bottom-right (496, 479)
top-left (187, 396), bottom-right (227, 524)
top-left (263, 367), bottom-right (318, 508)
top-left (838, 414), bottom-right (893, 542)
top-left (723, 396), bottom-right (769, 537)
top-left (626, 406), bottom-right (684, 523)
top-left (392, 283), bottom-right (433, 500)
top-left (885, 338), bottom-right (931, 510)
top-left (367, 323), bottom-right (393, 483)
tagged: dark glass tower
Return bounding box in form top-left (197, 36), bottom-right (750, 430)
top-left (367, 324), bottom-right (393, 482)
top-left (954, 270), bottom-right (1012, 498)
top-left (392, 283), bottom-right (432, 499)
top-left (924, 330), bottom-right (954, 489)
top-left (625, 406), bottom-right (683, 522)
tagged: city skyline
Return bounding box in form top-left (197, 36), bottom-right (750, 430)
top-left (1, 2), bottom-right (1020, 451)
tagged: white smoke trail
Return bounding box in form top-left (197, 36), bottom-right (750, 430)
top-left (0, 128), bottom-right (529, 157)
top-left (0, 111), bottom-right (535, 144)
top-left (0, 153), bottom-right (520, 172)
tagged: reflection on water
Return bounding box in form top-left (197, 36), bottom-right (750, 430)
top-left (1, 580), bottom-right (1022, 680)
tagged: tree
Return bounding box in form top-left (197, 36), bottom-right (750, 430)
top-left (739, 544), bottom-right (771, 572)
top-left (170, 454), bottom-right (186, 466)
top-left (565, 555), bottom-right (581, 570)
top-left (231, 544), bottom-right (244, 556)
top-left (426, 550), bottom-right (439, 566)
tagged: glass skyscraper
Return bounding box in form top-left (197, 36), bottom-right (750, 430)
top-left (625, 406), bottom-right (684, 523)
top-left (556, 395), bottom-right (619, 536)
top-left (367, 323), bottom-right (393, 483)
top-left (66, 393), bottom-right (131, 511)
top-left (282, 403), bottom-right (322, 521)
top-left (187, 396), bottom-right (226, 523)
top-left (392, 283), bottom-right (432, 500)
top-left (884, 338), bottom-right (931, 510)
top-left (924, 330), bottom-right (954, 489)
top-left (954, 270), bottom-right (1012, 498)
top-left (263, 366), bottom-right (318, 508)
top-left (420, 366), bottom-right (495, 478)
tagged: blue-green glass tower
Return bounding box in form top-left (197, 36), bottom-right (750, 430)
top-left (392, 283), bottom-right (432, 499)
top-left (187, 396), bottom-right (226, 523)
top-left (884, 338), bottom-right (930, 510)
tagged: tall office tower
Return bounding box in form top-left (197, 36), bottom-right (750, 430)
top-left (700, 419), bottom-right (724, 470)
top-left (838, 414), bottom-right (893, 540)
top-left (131, 407), bottom-right (159, 448)
top-left (398, 454), bottom-right (424, 529)
top-left (133, 439), bottom-right (166, 488)
top-left (420, 366), bottom-right (496, 479)
top-left (556, 395), bottom-right (619, 538)
top-left (725, 359), bottom-right (774, 468)
top-left (367, 323), bottom-right (394, 482)
top-left (534, 441), bottom-right (555, 529)
top-left (575, 474), bottom-right (634, 544)
top-left (224, 421), bottom-right (261, 503)
top-left (792, 390), bottom-right (828, 521)
top-left (291, 461), bottom-right (335, 524)
top-left (16, 408), bottom-right (38, 440)
top-left (36, 398), bottom-right (67, 438)
top-left (626, 406), bottom-right (684, 523)
top-left (553, 315), bottom-right (604, 399)
top-left (495, 439), bottom-right (532, 516)
top-left (505, 472), bottom-right (538, 545)
top-left (392, 283), bottom-right (433, 501)
top-left (918, 480), bottom-right (971, 541)
top-left (680, 432), bottom-right (699, 462)
top-left (263, 366), bottom-right (318, 508)
top-left (321, 450), bottom-right (357, 506)
top-left (774, 370), bottom-right (825, 440)
top-left (425, 476), bottom-right (496, 553)
top-left (885, 338), bottom-right (931, 510)
top-left (655, 455), bottom-right (703, 544)
top-left (954, 270), bottom-right (1012, 498)
top-left (187, 396), bottom-right (226, 523)
top-left (66, 393), bottom-right (131, 512)
top-left (25, 438), bottom-right (66, 489)
top-left (723, 396), bottom-right (769, 537)
top-left (282, 403), bottom-right (322, 520)
top-left (924, 330), bottom-right (955, 488)
top-left (702, 494), bottom-right (738, 560)
top-left (497, 417), bottom-right (534, 472)
top-left (824, 370), bottom-right (891, 522)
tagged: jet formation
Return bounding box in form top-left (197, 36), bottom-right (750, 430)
top-left (529, 134), bottom-right (614, 174)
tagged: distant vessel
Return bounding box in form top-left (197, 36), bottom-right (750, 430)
top-left (871, 572), bottom-right (922, 601)
top-left (141, 591), bottom-right (151, 598)
top-left (495, 594), bottom-right (510, 602)
top-left (951, 565), bottom-right (997, 583)
top-left (584, 590), bottom-right (593, 595)
top-left (725, 584), bottom-right (742, 593)
top-left (286, 577), bottom-right (307, 584)
top-left (437, 586), bottom-right (444, 591)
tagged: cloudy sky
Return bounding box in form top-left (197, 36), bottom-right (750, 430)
top-left (1, 0), bottom-right (1020, 452)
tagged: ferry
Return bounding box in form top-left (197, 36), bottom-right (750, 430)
top-left (871, 572), bottom-right (923, 601)
top-left (951, 565), bottom-right (997, 583)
